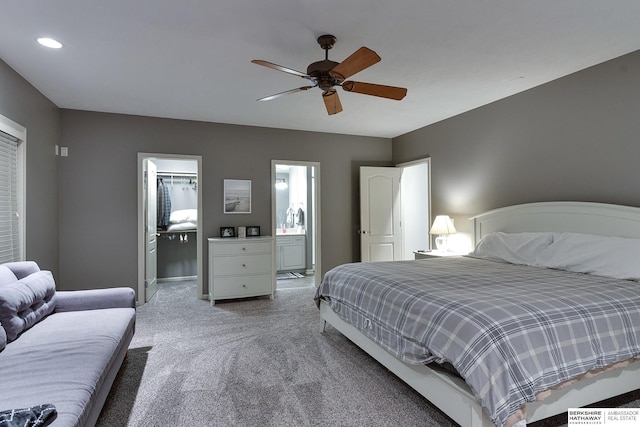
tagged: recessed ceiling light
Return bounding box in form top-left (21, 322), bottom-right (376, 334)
top-left (37, 37), bottom-right (63, 49)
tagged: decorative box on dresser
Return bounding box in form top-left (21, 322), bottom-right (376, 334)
top-left (208, 236), bottom-right (275, 306)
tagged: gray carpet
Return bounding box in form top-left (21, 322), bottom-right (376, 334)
top-left (97, 281), bottom-right (639, 427)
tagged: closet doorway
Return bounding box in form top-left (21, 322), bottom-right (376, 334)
top-left (271, 160), bottom-right (321, 289)
top-left (137, 153), bottom-right (203, 304)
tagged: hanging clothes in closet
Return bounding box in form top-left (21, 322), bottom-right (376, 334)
top-left (157, 177), bottom-right (171, 230)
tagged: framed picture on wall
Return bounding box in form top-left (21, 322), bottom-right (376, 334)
top-left (224, 179), bottom-right (251, 214)
top-left (246, 226), bottom-right (260, 237)
top-left (220, 227), bottom-right (235, 238)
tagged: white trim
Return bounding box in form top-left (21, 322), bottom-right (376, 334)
top-left (0, 114), bottom-right (27, 141)
top-left (0, 114), bottom-right (26, 262)
top-left (137, 153), bottom-right (203, 305)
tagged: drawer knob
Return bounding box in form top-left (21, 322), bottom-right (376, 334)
top-left (242, 284), bottom-right (246, 288)
top-left (242, 247), bottom-right (246, 251)
top-left (242, 263), bottom-right (246, 267)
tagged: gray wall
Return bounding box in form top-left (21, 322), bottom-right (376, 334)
top-left (59, 110), bottom-right (390, 293)
top-left (5, 47), bottom-right (640, 293)
top-left (393, 49), bottom-right (640, 246)
top-left (0, 60), bottom-right (60, 278)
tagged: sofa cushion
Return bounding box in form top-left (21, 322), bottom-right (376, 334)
top-left (0, 308), bottom-right (135, 426)
top-left (0, 271), bottom-right (56, 342)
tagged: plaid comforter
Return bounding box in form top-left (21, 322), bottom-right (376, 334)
top-left (314, 257), bottom-right (640, 427)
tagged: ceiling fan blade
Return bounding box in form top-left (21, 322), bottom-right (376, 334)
top-left (329, 47), bottom-right (381, 80)
top-left (322, 90), bottom-right (343, 115)
top-left (257, 86), bottom-right (315, 101)
top-left (251, 60), bottom-right (313, 80)
top-left (342, 81), bottom-right (407, 100)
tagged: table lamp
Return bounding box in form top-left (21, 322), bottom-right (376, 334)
top-left (430, 215), bottom-right (457, 251)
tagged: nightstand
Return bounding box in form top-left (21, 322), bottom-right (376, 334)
top-left (414, 250), bottom-right (465, 259)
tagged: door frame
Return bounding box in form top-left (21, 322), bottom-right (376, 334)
top-left (271, 160), bottom-right (321, 287)
top-left (137, 153), bottom-right (204, 304)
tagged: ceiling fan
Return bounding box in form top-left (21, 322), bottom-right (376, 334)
top-left (251, 35), bottom-right (407, 115)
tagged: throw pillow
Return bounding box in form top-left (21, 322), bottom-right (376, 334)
top-left (0, 324), bottom-right (5, 352)
top-left (0, 261), bottom-right (40, 280)
top-left (0, 404), bottom-right (57, 427)
top-left (0, 271), bottom-right (56, 342)
top-left (0, 265), bottom-right (18, 287)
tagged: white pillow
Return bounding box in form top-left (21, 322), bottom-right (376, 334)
top-left (169, 209), bottom-right (197, 224)
top-left (469, 232), bottom-right (555, 266)
top-left (534, 232), bottom-right (640, 281)
top-left (167, 221), bottom-right (197, 232)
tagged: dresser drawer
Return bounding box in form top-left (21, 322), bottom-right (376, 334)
top-left (213, 274), bottom-right (272, 299)
top-left (212, 241), bottom-right (272, 256)
top-left (213, 254), bottom-right (272, 276)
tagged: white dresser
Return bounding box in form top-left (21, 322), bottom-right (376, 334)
top-left (208, 236), bottom-right (275, 306)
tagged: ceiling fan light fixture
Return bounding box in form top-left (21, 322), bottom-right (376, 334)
top-left (252, 34), bottom-right (407, 115)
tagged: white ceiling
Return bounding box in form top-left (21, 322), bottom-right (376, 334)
top-left (2, 1), bottom-right (640, 139)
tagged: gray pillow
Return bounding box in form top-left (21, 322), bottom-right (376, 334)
top-left (1, 261), bottom-right (40, 280)
top-left (0, 323), bottom-right (5, 351)
top-left (0, 271), bottom-right (56, 342)
top-left (0, 265), bottom-right (18, 287)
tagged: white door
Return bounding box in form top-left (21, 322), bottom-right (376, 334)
top-left (360, 166), bottom-right (402, 262)
top-left (144, 159), bottom-right (158, 302)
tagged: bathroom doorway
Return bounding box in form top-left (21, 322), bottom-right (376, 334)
top-left (271, 160), bottom-right (321, 289)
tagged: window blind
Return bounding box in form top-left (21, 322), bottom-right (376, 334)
top-left (0, 130), bottom-right (20, 263)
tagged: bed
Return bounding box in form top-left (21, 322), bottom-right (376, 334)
top-left (315, 201), bottom-right (640, 427)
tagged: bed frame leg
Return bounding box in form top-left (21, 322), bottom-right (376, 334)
top-left (320, 320), bottom-right (327, 333)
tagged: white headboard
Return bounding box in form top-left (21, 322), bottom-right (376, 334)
top-left (470, 201), bottom-right (640, 246)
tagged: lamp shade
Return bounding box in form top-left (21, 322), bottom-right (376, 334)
top-left (430, 215), bottom-right (456, 235)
